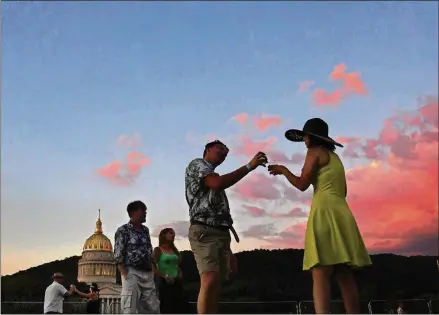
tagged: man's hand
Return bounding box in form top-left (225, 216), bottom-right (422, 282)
top-left (249, 152), bottom-right (268, 170)
top-left (229, 254), bottom-right (238, 275)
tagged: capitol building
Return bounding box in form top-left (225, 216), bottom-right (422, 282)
top-left (77, 210), bottom-right (122, 312)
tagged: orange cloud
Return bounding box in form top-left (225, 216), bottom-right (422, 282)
top-left (312, 63), bottom-right (367, 107)
top-left (232, 113), bottom-right (282, 132)
top-left (97, 134), bottom-right (152, 186)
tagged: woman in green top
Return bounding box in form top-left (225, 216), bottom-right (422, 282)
top-left (153, 228), bottom-right (188, 314)
top-left (268, 118), bottom-right (372, 314)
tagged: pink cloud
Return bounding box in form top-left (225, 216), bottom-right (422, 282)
top-left (333, 96), bottom-right (438, 255)
top-left (236, 96), bottom-right (438, 256)
top-left (253, 114), bottom-right (282, 131)
top-left (312, 63), bottom-right (368, 107)
top-left (97, 151), bottom-right (151, 186)
top-left (231, 136), bottom-right (277, 158)
top-left (272, 207), bottom-right (308, 218)
top-left (97, 134), bottom-right (152, 186)
top-left (234, 173), bottom-right (282, 201)
top-left (232, 113), bottom-right (282, 132)
top-left (242, 205), bottom-right (267, 217)
top-left (241, 204), bottom-right (308, 219)
top-left (232, 113), bottom-right (249, 124)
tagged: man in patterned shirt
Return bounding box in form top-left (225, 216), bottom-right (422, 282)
top-left (114, 200), bottom-right (160, 314)
top-left (185, 140), bottom-right (267, 313)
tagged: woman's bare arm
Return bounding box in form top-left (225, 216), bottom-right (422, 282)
top-left (283, 148), bottom-right (320, 191)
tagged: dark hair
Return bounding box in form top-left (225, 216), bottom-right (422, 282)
top-left (90, 283), bottom-right (99, 292)
top-left (127, 200), bottom-right (146, 217)
top-left (158, 228), bottom-right (179, 255)
top-left (203, 140), bottom-right (226, 157)
top-left (308, 135), bottom-right (336, 151)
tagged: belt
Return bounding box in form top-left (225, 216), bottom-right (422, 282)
top-left (130, 265), bottom-right (152, 272)
top-left (191, 221), bottom-right (240, 243)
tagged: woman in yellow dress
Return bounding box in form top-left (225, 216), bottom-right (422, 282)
top-left (268, 118), bottom-right (372, 314)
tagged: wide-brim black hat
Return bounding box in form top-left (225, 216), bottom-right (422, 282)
top-left (285, 118), bottom-right (343, 147)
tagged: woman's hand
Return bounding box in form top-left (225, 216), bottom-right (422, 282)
top-left (268, 164), bottom-right (287, 176)
top-left (165, 275), bottom-right (174, 284)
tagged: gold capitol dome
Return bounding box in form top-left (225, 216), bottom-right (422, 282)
top-left (78, 209), bottom-right (117, 285)
top-left (83, 209), bottom-right (113, 252)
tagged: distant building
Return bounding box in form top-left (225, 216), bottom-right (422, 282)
top-left (77, 210), bottom-right (121, 312)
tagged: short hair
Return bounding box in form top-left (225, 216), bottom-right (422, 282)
top-left (203, 140), bottom-right (226, 157)
top-left (127, 200), bottom-right (146, 217)
top-left (308, 135), bottom-right (336, 152)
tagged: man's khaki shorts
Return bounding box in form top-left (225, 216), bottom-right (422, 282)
top-left (188, 223), bottom-right (231, 281)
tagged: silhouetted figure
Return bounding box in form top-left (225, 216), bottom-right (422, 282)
top-left (43, 273), bottom-right (75, 314)
top-left (269, 118), bottom-right (372, 314)
top-left (86, 283), bottom-right (100, 314)
top-left (185, 140), bottom-right (267, 313)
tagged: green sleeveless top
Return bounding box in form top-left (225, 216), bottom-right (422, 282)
top-left (157, 250), bottom-right (179, 278)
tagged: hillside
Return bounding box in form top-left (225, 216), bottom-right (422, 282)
top-left (1, 249), bottom-right (438, 303)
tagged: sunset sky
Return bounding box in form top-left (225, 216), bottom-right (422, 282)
top-left (1, 2), bottom-right (438, 276)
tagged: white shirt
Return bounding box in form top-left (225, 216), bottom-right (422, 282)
top-left (43, 281), bottom-right (68, 314)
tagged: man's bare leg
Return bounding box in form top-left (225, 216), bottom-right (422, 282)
top-left (197, 271), bottom-right (221, 314)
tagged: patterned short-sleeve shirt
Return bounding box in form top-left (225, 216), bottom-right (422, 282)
top-left (185, 158), bottom-right (233, 227)
top-left (113, 222), bottom-right (153, 268)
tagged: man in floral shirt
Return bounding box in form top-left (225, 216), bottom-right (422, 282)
top-left (185, 140), bottom-right (267, 314)
top-left (114, 200), bottom-right (159, 314)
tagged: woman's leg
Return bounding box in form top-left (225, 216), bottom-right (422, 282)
top-left (311, 265), bottom-right (334, 314)
top-left (334, 265), bottom-right (360, 314)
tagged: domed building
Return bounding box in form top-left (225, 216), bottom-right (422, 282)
top-left (77, 210), bottom-right (121, 312)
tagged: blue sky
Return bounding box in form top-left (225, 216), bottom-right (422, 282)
top-left (1, 1), bottom-right (438, 275)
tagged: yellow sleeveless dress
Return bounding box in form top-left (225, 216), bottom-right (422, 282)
top-left (303, 151), bottom-right (372, 270)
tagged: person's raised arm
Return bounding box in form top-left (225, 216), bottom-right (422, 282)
top-left (270, 148), bottom-right (319, 192)
top-left (73, 287), bottom-right (92, 299)
top-left (204, 152), bottom-right (268, 191)
top-left (284, 148), bottom-right (319, 191)
top-left (114, 228), bottom-right (128, 278)
top-left (60, 284), bottom-right (74, 298)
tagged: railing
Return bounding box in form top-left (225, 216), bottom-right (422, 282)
top-left (1, 298), bottom-right (438, 314)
